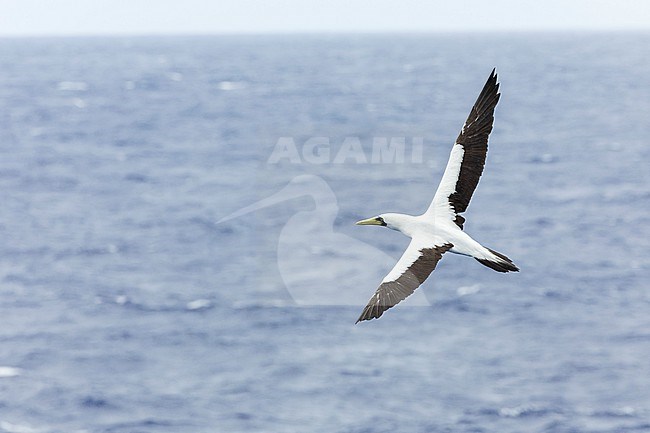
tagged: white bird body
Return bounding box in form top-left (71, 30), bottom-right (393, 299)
top-left (379, 213), bottom-right (497, 260)
top-left (355, 69), bottom-right (519, 323)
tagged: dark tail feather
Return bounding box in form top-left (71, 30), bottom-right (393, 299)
top-left (475, 248), bottom-right (519, 273)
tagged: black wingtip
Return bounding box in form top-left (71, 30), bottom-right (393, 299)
top-left (486, 68), bottom-right (498, 87)
top-left (490, 68), bottom-right (499, 87)
top-left (355, 307), bottom-right (367, 324)
top-left (355, 306), bottom-right (383, 324)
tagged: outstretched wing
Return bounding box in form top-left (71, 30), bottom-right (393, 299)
top-left (356, 240), bottom-right (452, 323)
top-left (425, 69), bottom-right (500, 229)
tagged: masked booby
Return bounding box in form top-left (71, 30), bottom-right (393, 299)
top-left (355, 69), bottom-right (518, 323)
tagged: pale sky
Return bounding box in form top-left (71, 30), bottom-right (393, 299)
top-left (0, 0), bottom-right (649, 36)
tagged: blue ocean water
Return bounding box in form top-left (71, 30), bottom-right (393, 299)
top-left (0, 33), bottom-right (649, 433)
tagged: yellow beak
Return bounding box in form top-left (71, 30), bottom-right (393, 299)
top-left (355, 217), bottom-right (383, 226)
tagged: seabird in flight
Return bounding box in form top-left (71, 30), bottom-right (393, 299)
top-left (355, 69), bottom-right (518, 323)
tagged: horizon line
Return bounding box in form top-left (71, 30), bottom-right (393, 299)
top-left (1, 28), bottom-right (649, 39)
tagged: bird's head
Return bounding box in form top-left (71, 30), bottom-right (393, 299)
top-left (355, 215), bottom-right (387, 227)
top-left (356, 213), bottom-right (413, 232)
